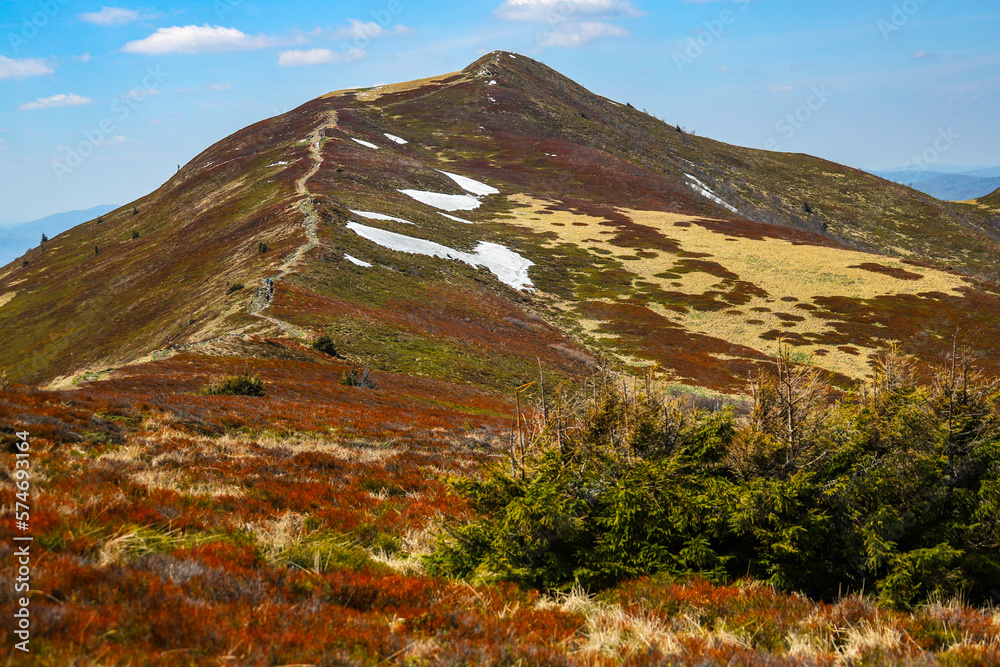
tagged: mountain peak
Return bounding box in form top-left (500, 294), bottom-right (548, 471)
top-left (3, 55), bottom-right (1000, 393)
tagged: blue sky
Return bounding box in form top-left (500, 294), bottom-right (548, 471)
top-left (1, 0), bottom-right (998, 224)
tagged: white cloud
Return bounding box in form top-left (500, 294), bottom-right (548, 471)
top-left (19, 93), bottom-right (94, 111)
top-left (537, 21), bottom-right (629, 47)
top-left (73, 52), bottom-right (93, 62)
top-left (79, 7), bottom-right (140, 25)
top-left (716, 64), bottom-right (735, 72)
top-left (496, 0), bottom-right (643, 22)
top-left (766, 85), bottom-right (795, 93)
top-left (0, 55), bottom-right (54, 80)
top-left (304, 20), bottom-right (412, 43)
top-left (123, 25), bottom-right (278, 54)
top-left (278, 47), bottom-right (365, 66)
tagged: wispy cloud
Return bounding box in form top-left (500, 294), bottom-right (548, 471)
top-left (278, 47), bottom-right (366, 66)
top-left (307, 19), bottom-right (412, 42)
top-left (123, 25), bottom-right (280, 55)
top-left (79, 7), bottom-right (141, 26)
top-left (496, 0), bottom-right (643, 22)
top-left (19, 93), bottom-right (94, 111)
top-left (0, 55), bottom-right (54, 80)
top-left (497, 0), bottom-right (638, 49)
top-left (538, 21), bottom-right (630, 47)
top-left (766, 85), bottom-right (795, 93)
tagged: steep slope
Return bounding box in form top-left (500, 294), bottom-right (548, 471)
top-left (2, 51), bottom-right (1000, 392)
top-left (0, 204), bottom-right (119, 266)
top-left (979, 186), bottom-right (1000, 209)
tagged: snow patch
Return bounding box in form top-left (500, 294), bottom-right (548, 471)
top-left (435, 170), bottom-right (499, 196)
top-left (349, 210), bottom-right (414, 225)
top-left (489, 80), bottom-right (497, 86)
top-left (351, 138), bottom-right (379, 149)
top-left (473, 242), bottom-right (534, 291)
top-left (344, 253), bottom-right (372, 267)
top-left (267, 161), bottom-right (289, 167)
top-left (346, 222), bottom-right (533, 290)
top-left (398, 189), bottom-right (481, 211)
top-left (684, 173), bottom-right (739, 215)
top-left (439, 212), bottom-right (474, 224)
top-left (383, 133), bottom-right (407, 145)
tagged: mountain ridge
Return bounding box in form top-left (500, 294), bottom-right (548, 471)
top-left (0, 204), bottom-right (119, 266)
top-left (2, 51), bottom-right (1000, 392)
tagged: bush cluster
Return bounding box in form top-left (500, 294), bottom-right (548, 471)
top-left (312, 335), bottom-right (339, 357)
top-left (429, 345), bottom-right (1000, 609)
top-left (200, 373), bottom-right (265, 397)
top-left (340, 368), bottom-right (376, 389)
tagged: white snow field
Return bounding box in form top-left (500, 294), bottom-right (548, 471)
top-left (684, 173), bottom-right (739, 215)
top-left (435, 170), bottom-right (500, 196)
top-left (397, 190), bottom-right (482, 211)
top-left (351, 138), bottom-right (379, 149)
top-left (344, 253), bottom-right (372, 267)
top-left (349, 210), bottom-right (414, 225)
top-left (383, 133), bottom-right (408, 144)
top-left (346, 221), bottom-right (534, 290)
top-left (439, 212), bottom-right (474, 224)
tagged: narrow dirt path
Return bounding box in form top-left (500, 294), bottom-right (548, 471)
top-left (248, 111), bottom-right (338, 337)
top-left (60, 112), bottom-right (341, 383)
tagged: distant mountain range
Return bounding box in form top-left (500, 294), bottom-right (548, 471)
top-left (0, 204), bottom-right (119, 266)
top-left (872, 166), bottom-right (1000, 201)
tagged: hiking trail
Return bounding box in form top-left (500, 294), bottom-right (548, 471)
top-left (247, 111), bottom-right (337, 337)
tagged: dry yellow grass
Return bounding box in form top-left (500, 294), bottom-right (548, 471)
top-left (249, 511), bottom-right (306, 556)
top-left (323, 71), bottom-right (463, 102)
top-left (92, 419), bottom-right (404, 502)
top-left (503, 195), bottom-right (973, 379)
top-left (0, 291), bottom-right (16, 309)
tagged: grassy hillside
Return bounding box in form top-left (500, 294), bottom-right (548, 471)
top-left (978, 186), bottom-right (1000, 209)
top-left (3, 52), bottom-right (1000, 662)
top-left (2, 350), bottom-right (998, 664)
top-left (2, 51), bottom-right (1000, 395)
